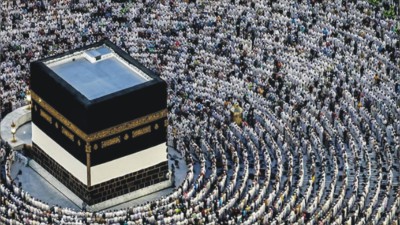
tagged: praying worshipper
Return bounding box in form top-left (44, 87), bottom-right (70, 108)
top-left (0, 0), bottom-right (399, 224)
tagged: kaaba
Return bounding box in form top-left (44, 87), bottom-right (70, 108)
top-left (29, 40), bottom-right (170, 205)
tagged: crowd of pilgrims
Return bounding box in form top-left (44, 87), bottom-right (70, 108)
top-left (1, 0), bottom-right (400, 224)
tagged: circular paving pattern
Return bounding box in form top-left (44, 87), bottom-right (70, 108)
top-left (1, 0), bottom-right (400, 224)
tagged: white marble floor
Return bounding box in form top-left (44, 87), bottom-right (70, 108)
top-left (15, 122), bottom-right (32, 145)
top-left (11, 147), bottom-right (188, 211)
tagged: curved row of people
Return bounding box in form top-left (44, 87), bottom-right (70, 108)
top-left (0, 0), bottom-right (400, 224)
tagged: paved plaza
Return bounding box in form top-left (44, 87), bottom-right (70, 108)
top-left (10, 142), bottom-right (188, 211)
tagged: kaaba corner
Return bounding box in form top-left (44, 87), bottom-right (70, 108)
top-left (29, 40), bottom-right (170, 205)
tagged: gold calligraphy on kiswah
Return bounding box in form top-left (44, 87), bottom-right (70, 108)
top-left (101, 136), bottom-right (121, 149)
top-left (61, 126), bottom-right (75, 142)
top-left (132, 125), bottom-right (151, 138)
top-left (31, 91), bottom-right (167, 143)
top-left (40, 109), bottom-right (52, 124)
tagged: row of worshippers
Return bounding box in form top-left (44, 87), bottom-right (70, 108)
top-left (0, 0), bottom-right (399, 224)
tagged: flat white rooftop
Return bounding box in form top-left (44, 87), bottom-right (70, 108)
top-left (45, 46), bottom-right (152, 100)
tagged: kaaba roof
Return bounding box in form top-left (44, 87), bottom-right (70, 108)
top-left (30, 40), bottom-right (167, 134)
top-left (44, 45), bottom-right (152, 100)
